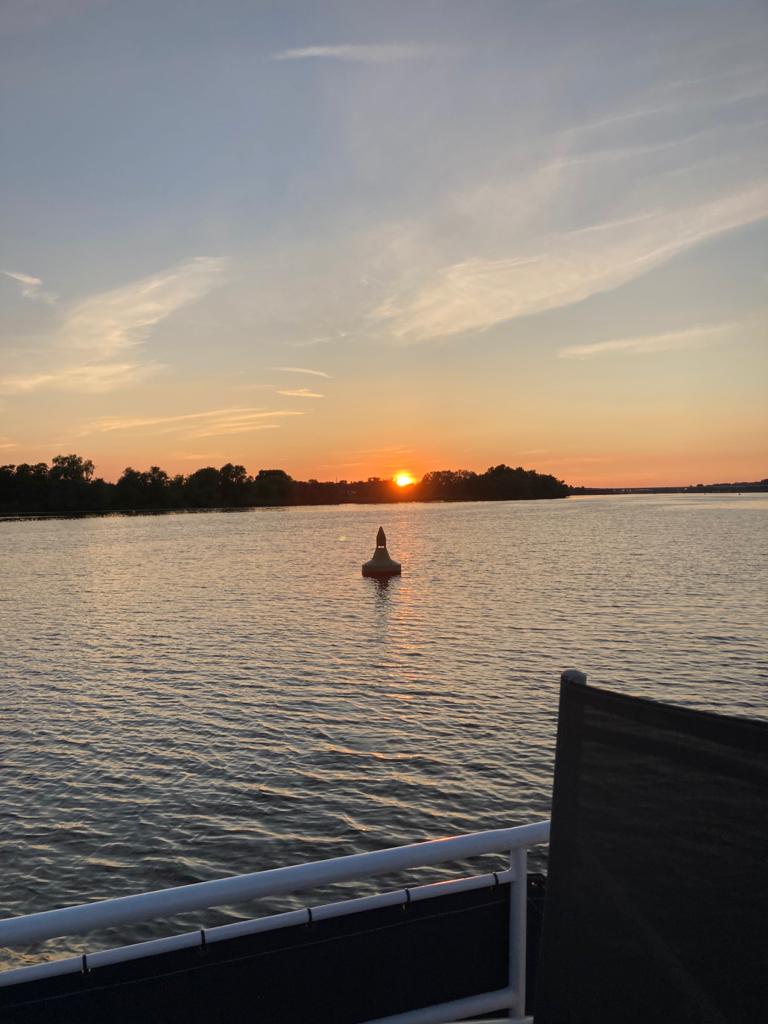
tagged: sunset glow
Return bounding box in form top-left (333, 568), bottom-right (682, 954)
top-left (0, 2), bottom-right (765, 488)
top-left (394, 473), bottom-right (417, 488)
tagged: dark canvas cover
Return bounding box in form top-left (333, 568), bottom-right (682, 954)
top-left (1, 883), bottom-right (515, 1023)
top-left (534, 679), bottom-right (768, 1024)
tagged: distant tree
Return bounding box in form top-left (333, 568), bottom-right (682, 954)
top-left (115, 468), bottom-right (145, 508)
top-left (364, 477), bottom-right (396, 502)
top-left (474, 464), bottom-right (567, 500)
top-left (87, 476), bottom-right (113, 511)
top-left (168, 474), bottom-right (186, 507)
top-left (185, 467), bottom-right (223, 507)
top-left (0, 464), bottom-right (16, 512)
top-left (8, 462), bottom-right (50, 513)
top-left (219, 463), bottom-right (251, 506)
top-left (0, 452), bottom-right (572, 516)
top-left (114, 465), bottom-right (170, 509)
top-left (145, 466), bottom-right (170, 507)
top-left (253, 468), bottom-right (292, 505)
top-left (48, 454), bottom-right (94, 510)
top-left (50, 454), bottom-right (94, 482)
top-left (418, 470), bottom-right (478, 501)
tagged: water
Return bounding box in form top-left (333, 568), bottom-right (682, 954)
top-left (1, 494), bottom-right (766, 967)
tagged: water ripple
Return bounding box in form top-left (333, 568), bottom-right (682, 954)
top-left (0, 494), bottom-right (766, 967)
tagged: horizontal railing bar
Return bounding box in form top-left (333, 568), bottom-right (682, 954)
top-left (1, 868), bottom-right (517, 986)
top-left (0, 820), bottom-right (549, 948)
top-left (0, 955), bottom-right (84, 991)
top-left (364, 986), bottom-right (519, 1024)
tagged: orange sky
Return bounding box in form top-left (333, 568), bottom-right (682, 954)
top-left (1, 2), bottom-right (766, 488)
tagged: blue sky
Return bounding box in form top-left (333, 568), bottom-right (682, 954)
top-left (1, 0), bottom-right (766, 484)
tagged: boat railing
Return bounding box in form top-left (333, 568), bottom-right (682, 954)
top-left (0, 819), bottom-right (550, 1023)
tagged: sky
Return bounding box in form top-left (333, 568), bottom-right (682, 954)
top-left (1, 0), bottom-right (766, 487)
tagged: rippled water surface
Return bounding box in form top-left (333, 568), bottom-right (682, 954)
top-left (1, 495), bottom-right (766, 966)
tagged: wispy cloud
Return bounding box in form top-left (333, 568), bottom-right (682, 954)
top-left (0, 436), bottom-right (16, 451)
top-left (344, 444), bottom-right (415, 456)
top-left (272, 366), bottom-right (332, 379)
top-left (558, 322), bottom-right (740, 359)
top-left (570, 83), bottom-right (768, 138)
top-left (61, 256), bottom-right (225, 358)
top-left (2, 269), bottom-right (57, 304)
top-left (3, 270), bottom-right (42, 295)
top-left (190, 421), bottom-right (282, 439)
top-left (1, 257), bottom-right (225, 396)
top-left (191, 423), bottom-right (280, 440)
top-left (272, 43), bottom-right (433, 64)
top-left (371, 185), bottom-right (768, 342)
top-left (175, 452), bottom-right (226, 461)
top-left (276, 388), bottom-right (324, 399)
top-left (0, 362), bottom-right (164, 395)
top-left (286, 332), bottom-right (350, 348)
top-left (79, 407), bottom-right (305, 441)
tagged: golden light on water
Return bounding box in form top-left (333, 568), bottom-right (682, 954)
top-left (394, 472), bottom-right (416, 488)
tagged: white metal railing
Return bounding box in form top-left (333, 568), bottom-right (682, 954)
top-left (0, 819), bottom-right (550, 1023)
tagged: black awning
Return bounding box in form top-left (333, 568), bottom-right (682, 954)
top-left (534, 678), bottom-right (768, 1024)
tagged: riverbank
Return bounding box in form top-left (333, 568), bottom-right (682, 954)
top-left (0, 458), bottom-right (568, 516)
top-left (571, 481), bottom-right (767, 495)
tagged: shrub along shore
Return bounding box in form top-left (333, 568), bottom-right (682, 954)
top-left (0, 456), bottom-right (569, 516)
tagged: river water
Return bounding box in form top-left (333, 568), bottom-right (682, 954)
top-left (1, 494), bottom-right (766, 967)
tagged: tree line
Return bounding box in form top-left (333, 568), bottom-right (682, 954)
top-left (0, 455), bottom-right (569, 516)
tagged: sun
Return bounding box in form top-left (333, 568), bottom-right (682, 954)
top-left (394, 472), bottom-right (416, 488)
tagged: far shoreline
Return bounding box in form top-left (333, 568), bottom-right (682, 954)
top-left (2, 456), bottom-right (765, 519)
top-left (2, 486), bottom-right (766, 524)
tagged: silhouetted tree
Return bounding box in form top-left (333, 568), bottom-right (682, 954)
top-left (145, 466), bottom-right (170, 507)
top-left (0, 465), bottom-right (16, 511)
top-left (417, 470), bottom-right (478, 501)
top-left (219, 463), bottom-right (251, 507)
top-left (253, 469), bottom-right (292, 505)
top-left (0, 454), bottom-right (575, 516)
top-left (168, 474), bottom-right (186, 507)
top-left (115, 468), bottom-right (145, 508)
top-left (48, 454), bottom-right (95, 511)
top-left (185, 467), bottom-right (223, 508)
top-left (87, 476), bottom-right (113, 511)
top-left (6, 463), bottom-right (50, 513)
top-left (114, 466), bottom-right (170, 509)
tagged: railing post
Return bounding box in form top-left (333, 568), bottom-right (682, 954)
top-left (561, 668), bottom-right (587, 686)
top-left (508, 846), bottom-right (527, 1019)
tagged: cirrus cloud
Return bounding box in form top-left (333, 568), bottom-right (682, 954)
top-left (272, 366), bottom-right (332, 378)
top-left (370, 185), bottom-right (768, 343)
top-left (2, 269), bottom-right (57, 305)
top-left (272, 43), bottom-right (434, 64)
top-left (1, 256), bottom-right (225, 395)
top-left (276, 388), bottom-right (324, 398)
top-left (60, 256), bottom-right (225, 358)
top-left (0, 362), bottom-right (165, 395)
top-left (558, 321), bottom-right (741, 359)
top-left (78, 407), bottom-right (306, 442)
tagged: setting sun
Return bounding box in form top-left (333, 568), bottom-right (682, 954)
top-left (394, 472), bottom-right (417, 488)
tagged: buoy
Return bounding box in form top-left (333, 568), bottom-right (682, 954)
top-left (362, 526), bottom-right (401, 577)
